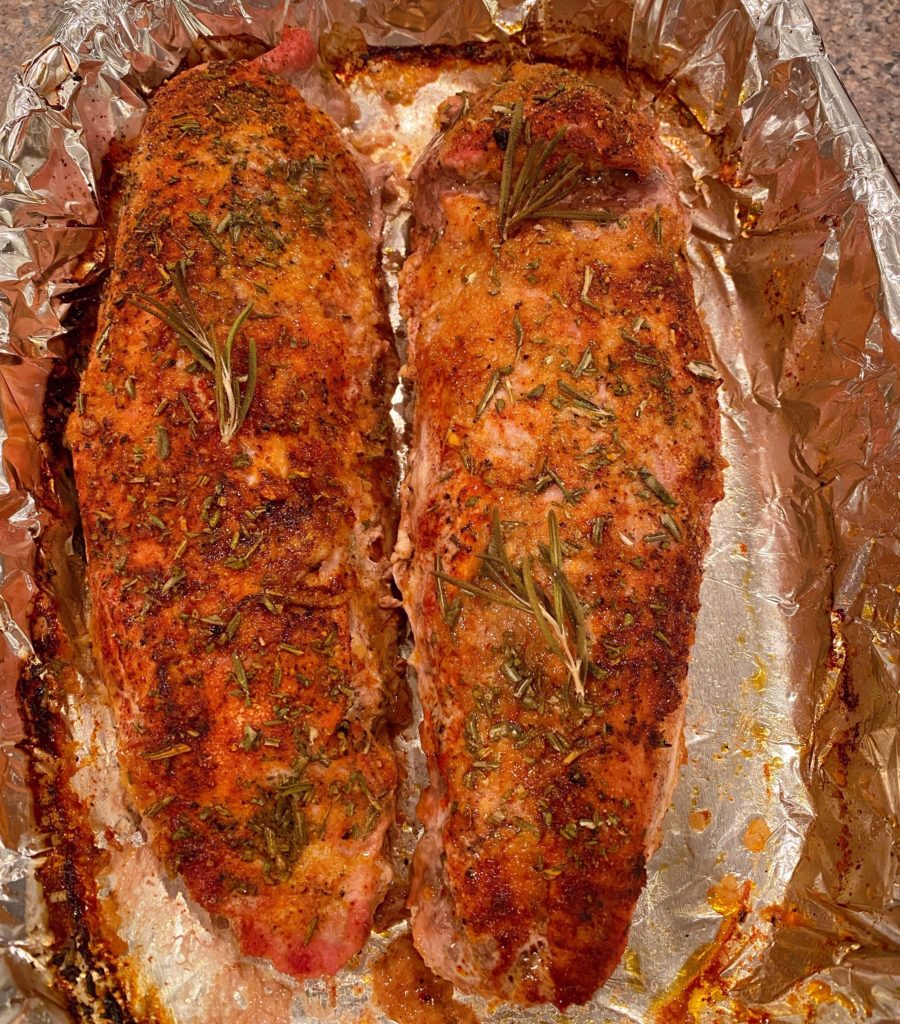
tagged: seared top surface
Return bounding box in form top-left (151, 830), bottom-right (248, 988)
top-left (400, 62), bottom-right (723, 1007)
top-left (67, 57), bottom-right (399, 978)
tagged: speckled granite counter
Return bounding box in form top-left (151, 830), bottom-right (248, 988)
top-left (0, 0), bottom-right (897, 172)
top-left (808, 0), bottom-right (898, 175)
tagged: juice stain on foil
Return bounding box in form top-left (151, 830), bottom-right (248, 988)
top-left (742, 817), bottom-right (771, 853)
top-left (689, 808), bottom-right (712, 832)
top-left (706, 874), bottom-right (746, 916)
top-left (623, 947), bottom-right (645, 991)
top-left (745, 655), bottom-right (768, 692)
top-left (372, 932), bottom-right (480, 1024)
top-left (650, 882), bottom-right (847, 1023)
top-left (650, 876), bottom-right (759, 1023)
top-left (800, 980), bottom-right (858, 1018)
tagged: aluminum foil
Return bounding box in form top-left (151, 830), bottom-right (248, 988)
top-left (1, 0), bottom-right (899, 1021)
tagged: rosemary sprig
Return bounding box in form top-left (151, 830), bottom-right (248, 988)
top-left (497, 99), bottom-right (616, 241)
top-left (131, 261), bottom-right (257, 442)
top-left (434, 509), bottom-right (591, 697)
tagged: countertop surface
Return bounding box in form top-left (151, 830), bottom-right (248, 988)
top-left (0, 0), bottom-right (897, 173)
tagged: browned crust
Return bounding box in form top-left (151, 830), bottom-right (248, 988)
top-left (326, 39), bottom-right (632, 91)
top-left (330, 41), bottom-right (517, 80)
top-left (65, 54), bottom-right (400, 976)
top-left (399, 61), bottom-right (724, 1008)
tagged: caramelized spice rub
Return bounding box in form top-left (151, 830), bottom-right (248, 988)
top-left (66, 56), bottom-right (398, 978)
top-left (397, 63), bottom-right (723, 1007)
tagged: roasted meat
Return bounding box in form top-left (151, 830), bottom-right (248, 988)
top-left (397, 63), bottom-right (723, 1007)
top-left (65, 41), bottom-right (399, 979)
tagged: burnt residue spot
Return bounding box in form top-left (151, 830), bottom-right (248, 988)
top-left (567, 765), bottom-right (587, 787)
top-left (493, 125), bottom-right (510, 151)
top-left (102, 992), bottom-right (132, 1024)
top-left (330, 38), bottom-right (512, 80)
top-left (43, 280), bottom-right (102, 453)
top-left (62, 858), bottom-right (84, 927)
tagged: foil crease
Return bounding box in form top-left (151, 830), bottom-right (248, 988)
top-left (0, 0), bottom-right (898, 1021)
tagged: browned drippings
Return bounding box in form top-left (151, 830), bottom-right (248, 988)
top-left (650, 877), bottom-right (757, 1024)
top-left (372, 934), bottom-right (480, 1024)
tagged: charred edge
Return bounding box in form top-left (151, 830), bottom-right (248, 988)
top-left (18, 594), bottom-right (152, 1024)
top-left (330, 40), bottom-right (519, 80)
top-left (43, 285), bottom-right (98, 453)
top-left (329, 39), bottom-right (631, 83)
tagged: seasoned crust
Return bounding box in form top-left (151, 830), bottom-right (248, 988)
top-left (399, 62), bottom-right (723, 1007)
top-left (436, 62), bottom-right (660, 178)
top-left (65, 56), bottom-right (399, 979)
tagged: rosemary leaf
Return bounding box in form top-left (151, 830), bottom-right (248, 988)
top-left (661, 513), bottom-right (682, 541)
top-left (521, 554), bottom-right (567, 668)
top-left (474, 370), bottom-right (501, 422)
top-left (651, 205), bottom-right (663, 244)
top-left (540, 208), bottom-right (616, 224)
top-left (580, 266), bottom-right (602, 311)
top-left (549, 561), bottom-right (589, 693)
top-left (572, 345), bottom-right (595, 379)
top-left (433, 569), bottom-right (526, 612)
top-left (433, 509), bottom-right (591, 697)
top-left (548, 508), bottom-right (565, 628)
top-left (434, 553), bottom-right (462, 629)
top-left (686, 360), bottom-right (718, 380)
top-left (638, 467), bottom-right (677, 508)
top-left (155, 424), bottom-right (170, 461)
top-left (513, 312), bottom-right (524, 361)
top-left (142, 743), bottom-right (191, 761)
top-left (497, 99), bottom-right (524, 237)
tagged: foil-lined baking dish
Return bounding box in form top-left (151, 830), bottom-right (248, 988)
top-left (0, 1), bottom-right (898, 1020)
